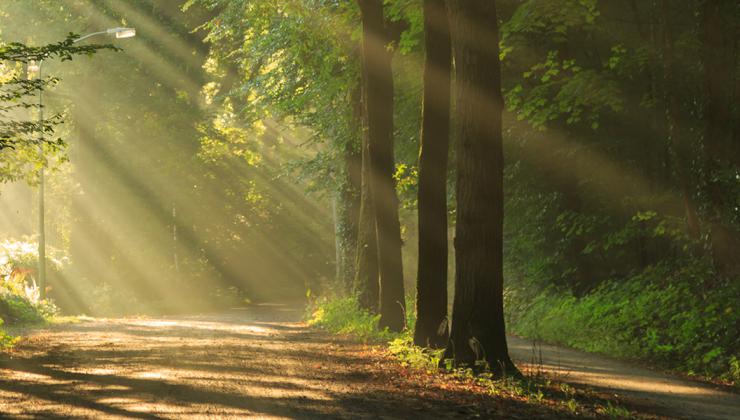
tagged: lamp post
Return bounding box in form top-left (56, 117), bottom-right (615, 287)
top-left (30, 27), bottom-right (135, 299)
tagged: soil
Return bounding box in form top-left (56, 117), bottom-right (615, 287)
top-left (0, 304), bottom-right (738, 419)
top-left (0, 304), bottom-right (573, 419)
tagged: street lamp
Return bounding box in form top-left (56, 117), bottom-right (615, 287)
top-left (33, 27), bottom-right (136, 299)
top-left (73, 27), bottom-right (137, 43)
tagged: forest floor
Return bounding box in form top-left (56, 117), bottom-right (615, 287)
top-left (0, 304), bottom-right (738, 419)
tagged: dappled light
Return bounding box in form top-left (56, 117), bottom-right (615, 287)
top-left (1, 0), bottom-right (738, 419)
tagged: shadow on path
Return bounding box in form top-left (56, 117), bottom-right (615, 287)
top-left (0, 304), bottom-right (567, 419)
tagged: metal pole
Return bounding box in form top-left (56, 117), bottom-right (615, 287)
top-left (172, 203), bottom-right (179, 273)
top-left (31, 30), bottom-right (136, 301)
top-left (37, 60), bottom-right (46, 299)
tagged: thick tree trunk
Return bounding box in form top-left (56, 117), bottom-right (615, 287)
top-left (444, 0), bottom-right (518, 377)
top-left (414, 0), bottom-right (451, 348)
top-left (354, 85), bottom-right (380, 312)
top-left (357, 0), bottom-right (406, 331)
top-left (336, 81), bottom-right (363, 294)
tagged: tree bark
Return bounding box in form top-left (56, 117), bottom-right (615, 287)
top-left (660, 0), bottom-right (702, 241)
top-left (357, 0), bottom-right (406, 331)
top-left (336, 80), bottom-right (363, 294)
top-left (353, 84), bottom-right (380, 312)
top-left (444, 0), bottom-right (518, 377)
top-left (414, 0), bottom-right (451, 348)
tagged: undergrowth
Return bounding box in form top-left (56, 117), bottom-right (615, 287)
top-left (505, 262), bottom-right (740, 385)
top-left (306, 296), bottom-right (401, 343)
top-left (0, 239), bottom-right (61, 349)
top-left (308, 296), bottom-right (634, 418)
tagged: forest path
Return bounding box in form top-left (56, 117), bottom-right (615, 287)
top-left (0, 305), bottom-right (735, 419)
top-left (507, 336), bottom-right (740, 420)
top-left (0, 304), bottom-right (567, 419)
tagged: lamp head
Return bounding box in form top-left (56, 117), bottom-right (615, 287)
top-left (107, 27), bottom-right (136, 39)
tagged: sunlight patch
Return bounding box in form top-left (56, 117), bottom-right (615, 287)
top-left (134, 370), bottom-right (169, 380)
top-left (540, 364), bottom-right (717, 396)
top-left (134, 320), bottom-right (179, 328)
top-left (0, 369), bottom-right (58, 383)
top-left (86, 368), bottom-right (117, 375)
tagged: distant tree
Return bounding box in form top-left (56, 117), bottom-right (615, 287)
top-left (444, 0), bottom-right (518, 376)
top-left (701, 0), bottom-right (740, 276)
top-left (357, 0), bottom-right (405, 332)
top-left (659, 0), bottom-right (701, 242)
top-left (414, 0), bottom-right (451, 349)
top-left (354, 84), bottom-right (380, 312)
top-left (336, 79), bottom-right (363, 293)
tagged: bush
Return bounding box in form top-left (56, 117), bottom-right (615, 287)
top-left (0, 238), bottom-right (61, 347)
top-left (307, 296), bottom-right (399, 342)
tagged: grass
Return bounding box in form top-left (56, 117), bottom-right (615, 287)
top-left (307, 295), bottom-right (636, 418)
top-left (306, 296), bottom-right (400, 343)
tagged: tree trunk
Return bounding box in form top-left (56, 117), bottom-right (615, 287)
top-left (357, 0), bottom-right (406, 332)
top-left (354, 84), bottom-right (379, 312)
top-left (414, 0), bottom-right (451, 348)
top-left (336, 81), bottom-right (363, 294)
top-left (444, 0), bottom-right (518, 377)
top-left (661, 0), bottom-right (702, 241)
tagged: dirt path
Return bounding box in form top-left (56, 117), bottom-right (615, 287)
top-left (0, 305), bottom-right (737, 419)
top-left (0, 305), bottom-right (570, 419)
top-left (507, 336), bottom-right (740, 420)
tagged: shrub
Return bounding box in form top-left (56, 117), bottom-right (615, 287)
top-left (0, 238), bottom-right (62, 346)
top-left (307, 296), bottom-right (399, 342)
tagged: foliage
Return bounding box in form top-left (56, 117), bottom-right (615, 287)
top-left (0, 35), bottom-right (113, 183)
top-left (307, 296), bottom-right (400, 342)
top-left (0, 318), bottom-right (18, 349)
top-left (0, 239), bottom-right (61, 347)
top-left (191, 0), bottom-right (362, 193)
top-left (499, 0), bottom-right (739, 386)
top-left (388, 333), bottom-right (443, 371)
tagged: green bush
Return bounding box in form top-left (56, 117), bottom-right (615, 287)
top-left (306, 294), bottom-right (418, 342)
top-left (0, 318), bottom-right (18, 349)
top-left (307, 296), bottom-right (400, 342)
top-left (0, 239), bottom-right (62, 346)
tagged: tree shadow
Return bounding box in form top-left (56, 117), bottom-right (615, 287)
top-left (0, 315), bottom-right (591, 418)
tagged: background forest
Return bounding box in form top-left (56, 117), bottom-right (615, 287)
top-left (1, 0), bottom-right (738, 386)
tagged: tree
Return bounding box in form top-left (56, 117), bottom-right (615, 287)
top-left (414, 0), bottom-right (451, 348)
top-left (357, 0), bottom-right (405, 331)
top-left (354, 84), bottom-right (380, 311)
top-left (0, 36), bottom-right (110, 159)
top-left (336, 80), bottom-right (363, 293)
top-left (660, 0), bottom-right (701, 242)
top-left (444, 0), bottom-right (518, 376)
